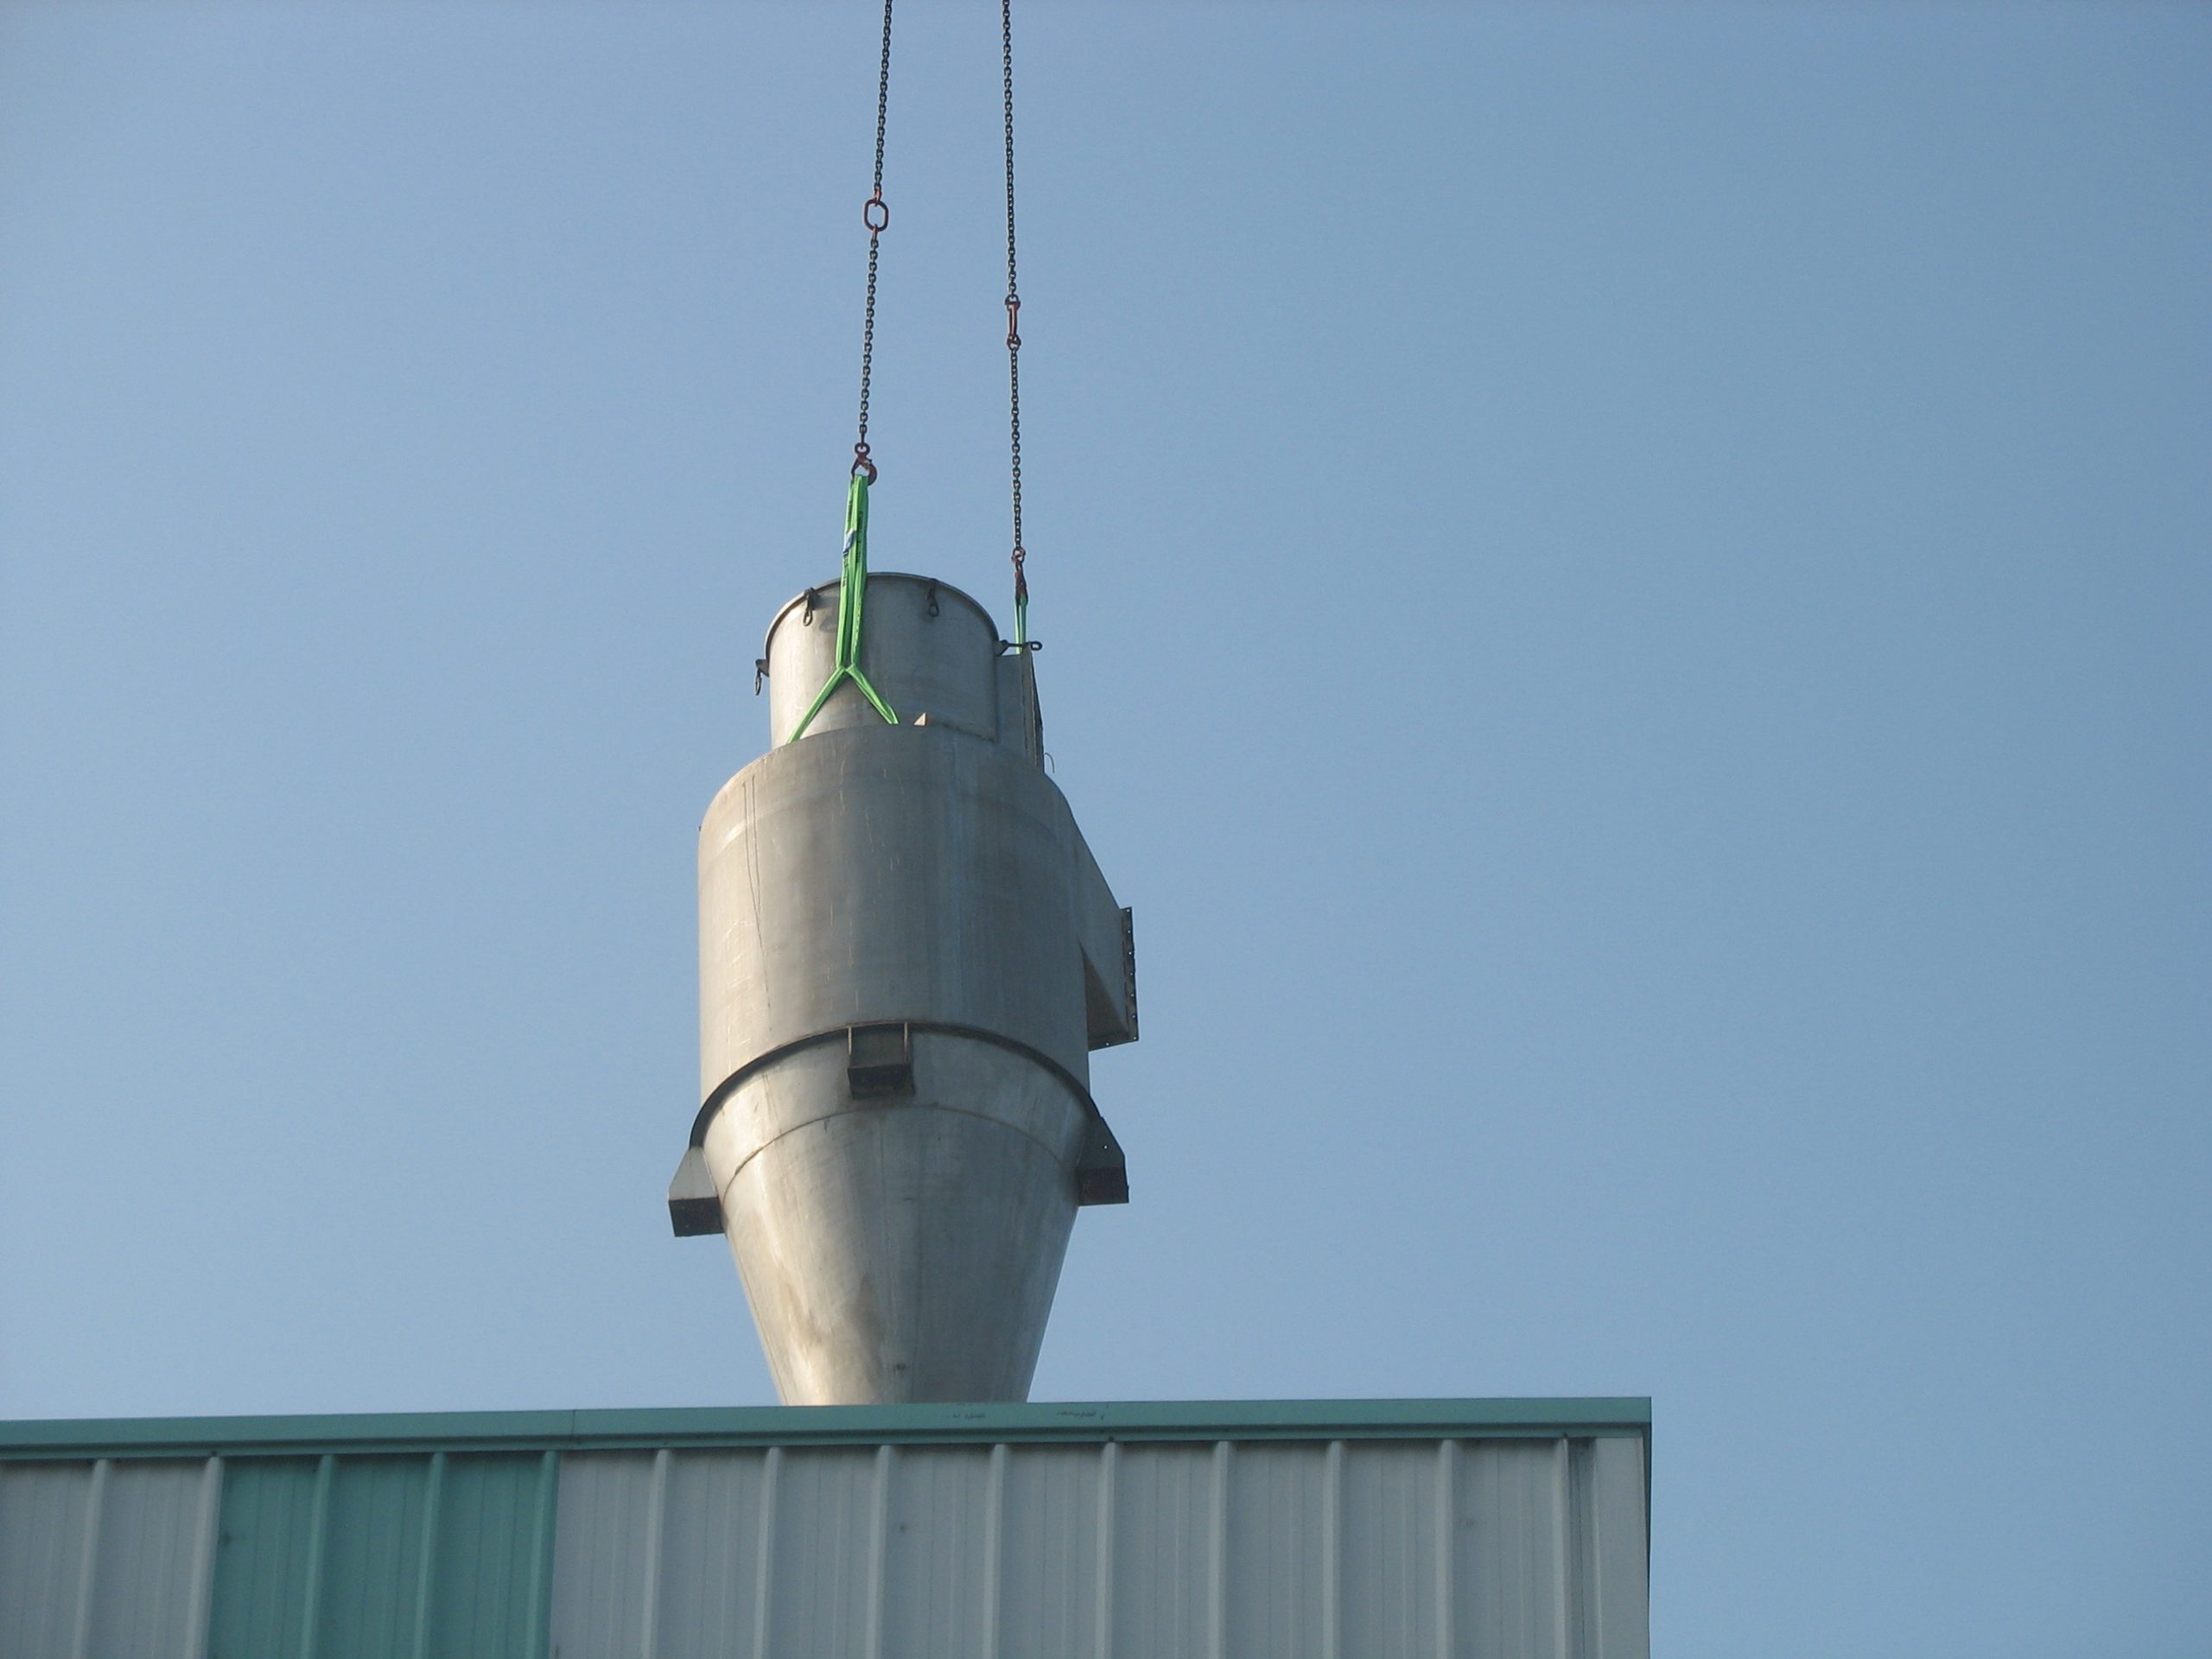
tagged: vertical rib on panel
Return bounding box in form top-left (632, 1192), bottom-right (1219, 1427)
top-left (863, 1446), bottom-right (889, 1659)
top-left (751, 1449), bottom-right (781, 1659)
top-left (1320, 1442), bottom-right (1344, 1659)
top-left (995, 1446), bottom-right (1100, 1659)
top-left (186, 1457), bottom-right (223, 1659)
top-left (879, 1446), bottom-right (992, 1659)
top-left (1108, 1445), bottom-right (1212, 1659)
top-left (1095, 1443), bottom-right (1117, 1659)
top-left (640, 1449), bottom-right (671, 1658)
top-left (1563, 1441), bottom-right (1592, 1659)
top-left (1222, 1445), bottom-right (1327, 1659)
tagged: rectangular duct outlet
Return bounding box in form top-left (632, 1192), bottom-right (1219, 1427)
top-left (667, 1146), bottom-right (725, 1236)
top-left (1075, 1115), bottom-right (1129, 1206)
top-left (847, 1021), bottom-right (916, 1098)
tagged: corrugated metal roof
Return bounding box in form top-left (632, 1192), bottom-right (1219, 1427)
top-left (0, 1400), bottom-right (1650, 1659)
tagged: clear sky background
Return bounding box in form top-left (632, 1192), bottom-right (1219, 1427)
top-left (3, 3), bottom-right (2206, 1654)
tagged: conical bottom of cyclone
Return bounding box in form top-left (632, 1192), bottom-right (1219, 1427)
top-left (702, 1038), bottom-right (1084, 1405)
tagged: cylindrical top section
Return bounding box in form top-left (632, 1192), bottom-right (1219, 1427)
top-left (764, 573), bottom-right (1000, 747)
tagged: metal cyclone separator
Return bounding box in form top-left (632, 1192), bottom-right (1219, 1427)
top-left (670, 548), bottom-right (1137, 1406)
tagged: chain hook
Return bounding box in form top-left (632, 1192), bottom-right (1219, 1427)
top-left (851, 443), bottom-right (878, 483)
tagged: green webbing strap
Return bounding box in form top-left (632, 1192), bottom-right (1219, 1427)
top-left (788, 474), bottom-right (898, 742)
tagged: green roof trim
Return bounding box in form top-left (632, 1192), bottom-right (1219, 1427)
top-left (0, 1397), bottom-right (1650, 1460)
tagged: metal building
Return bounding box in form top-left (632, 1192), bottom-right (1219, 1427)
top-left (0, 1397), bottom-right (1650, 1658)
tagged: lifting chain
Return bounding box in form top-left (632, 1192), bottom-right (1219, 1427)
top-left (1001, 0), bottom-right (1031, 645)
top-left (824, 0), bottom-right (1041, 696)
top-left (851, 0), bottom-right (895, 483)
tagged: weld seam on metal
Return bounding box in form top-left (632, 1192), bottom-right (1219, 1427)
top-left (709, 1097), bottom-right (1086, 1203)
top-left (688, 1021), bottom-right (1103, 1149)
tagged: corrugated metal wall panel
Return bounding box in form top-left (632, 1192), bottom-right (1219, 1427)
top-left (1223, 1442), bottom-right (1329, 1659)
top-left (1583, 1438), bottom-right (1649, 1659)
top-left (543, 1433), bottom-right (1646, 1659)
top-left (1341, 1440), bottom-right (1445, 1656)
top-left (996, 1444), bottom-right (1103, 1659)
top-left (762, 1446), bottom-right (879, 1659)
top-left (88, 1460), bottom-right (221, 1659)
top-left (208, 1457), bottom-right (320, 1656)
top-left (431, 1452), bottom-right (561, 1659)
top-left (1454, 1440), bottom-right (1564, 1659)
top-left (0, 1459), bottom-right (92, 1657)
top-left (1108, 1442), bottom-right (1214, 1657)
top-left (0, 1458), bottom-right (217, 1659)
top-left (3, 1402), bottom-right (1649, 1659)
top-left (320, 1454), bottom-right (432, 1657)
top-left (547, 1451), bottom-right (657, 1656)
top-left (879, 1446), bottom-right (992, 1659)
top-left (656, 1448), bottom-right (771, 1658)
top-left (206, 1452), bottom-right (555, 1659)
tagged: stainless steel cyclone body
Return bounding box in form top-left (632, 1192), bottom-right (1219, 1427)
top-left (672, 572), bottom-right (1136, 1405)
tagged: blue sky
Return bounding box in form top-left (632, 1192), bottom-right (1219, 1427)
top-left (3, 4), bottom-right (2206, 1654)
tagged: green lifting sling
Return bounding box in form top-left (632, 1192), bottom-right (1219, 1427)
top-left (787, 473), bottom-right (898, 742)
